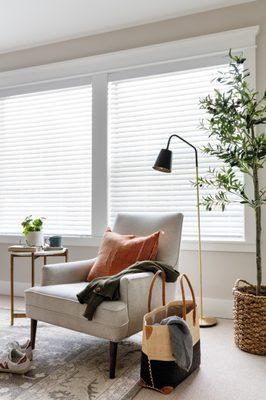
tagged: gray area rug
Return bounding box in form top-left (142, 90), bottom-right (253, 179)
top-left (0, 310), bottom-right (141, 400)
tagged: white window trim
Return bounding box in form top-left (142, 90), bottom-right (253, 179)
top-left (0, 26), bottom-right (259, 252)
top-left (0, 234), bottom-right (255, 253)
top-left (0, 26), bottom-right (258, 91)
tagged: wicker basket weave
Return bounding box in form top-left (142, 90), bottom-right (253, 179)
top-left (233, 279), bottom-right (266, 356)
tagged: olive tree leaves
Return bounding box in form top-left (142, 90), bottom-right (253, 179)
top-left (197, 51), bottom-right (266, 213)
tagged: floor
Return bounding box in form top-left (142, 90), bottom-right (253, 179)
top-left (1, 295), bottom-right (265, 400)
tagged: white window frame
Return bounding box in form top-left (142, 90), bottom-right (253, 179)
top-left (0, 26), bottom-right (259, 252)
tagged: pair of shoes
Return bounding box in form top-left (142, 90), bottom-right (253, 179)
top-left (0, 340), bottom-right (33, 375)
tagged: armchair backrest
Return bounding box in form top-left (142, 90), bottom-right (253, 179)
top-left (113, 212), bottom-right (183, 269)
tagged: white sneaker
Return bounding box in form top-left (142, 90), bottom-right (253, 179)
top-left (0, 348), bottom-right (31, 374)
top-left (8, 340), bottom-right (33, 361)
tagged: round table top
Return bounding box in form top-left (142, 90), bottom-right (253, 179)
top-left (9, 247), bottom-right (67, 256)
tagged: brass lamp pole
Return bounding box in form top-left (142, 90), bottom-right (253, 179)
top-left (153, 134), bottom-right (217, 328)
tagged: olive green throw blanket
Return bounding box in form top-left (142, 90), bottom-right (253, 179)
top-left (77, 260), bottom-right (179, 320)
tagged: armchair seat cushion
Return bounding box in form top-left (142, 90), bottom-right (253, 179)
top-left (25, 283), bottom-right (129, 339)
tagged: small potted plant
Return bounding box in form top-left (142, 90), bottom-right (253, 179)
top-left (21, 215), bottom-right (45, 247)
top-left (197, 51), bottom-right (265, 355)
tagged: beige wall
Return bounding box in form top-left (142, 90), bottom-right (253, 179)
top-left (0, 0), bottom-right (265, 75)
top-left (0, 0), bottom-right (265, 316)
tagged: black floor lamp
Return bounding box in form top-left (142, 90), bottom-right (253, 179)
top-left (153, 134), bottom-right (217, 328)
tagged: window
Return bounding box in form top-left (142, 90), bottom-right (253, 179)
top-left (0, 84), bottom-right (92, 236)
top-left (0, 27), bottom-right (257, 245)
top-left (108, 65), bottom-right (244, 241)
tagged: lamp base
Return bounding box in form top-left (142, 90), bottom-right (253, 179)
top-left (199, 316), bottom-right (217, 328)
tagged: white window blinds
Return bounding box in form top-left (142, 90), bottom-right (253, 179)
top-left (108, 65), bottom-right (244, 241)
top-left (0, 84), bottom-right (92, 236)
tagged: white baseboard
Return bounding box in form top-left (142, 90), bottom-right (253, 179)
top-left (0, 280), bottom-right (233, 319)
top-left (198, 297), bottom-right (233, 319)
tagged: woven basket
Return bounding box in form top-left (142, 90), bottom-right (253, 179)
top-left (233, 279), bottom-right (266, 355)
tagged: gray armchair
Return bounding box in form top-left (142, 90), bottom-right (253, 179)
top-left (25, 212), bottom-right (183, 378)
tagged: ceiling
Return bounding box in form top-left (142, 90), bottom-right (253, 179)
top-left (0, 0), bottom-right (255, 54)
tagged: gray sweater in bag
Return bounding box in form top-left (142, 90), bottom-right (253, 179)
top-left (160, 316), bottom-right (193, 371)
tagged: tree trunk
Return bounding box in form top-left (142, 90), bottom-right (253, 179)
top-left (251, 127), bottom-right (262, 296)
top-left (253, 167), bottom-right (262, 296)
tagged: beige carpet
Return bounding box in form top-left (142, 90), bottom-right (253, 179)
top-left (135, 319), bottom-right (266, 400)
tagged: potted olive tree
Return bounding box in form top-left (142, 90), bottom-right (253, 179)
top-left (198, 52), bottom-right (265, 355)
top-left (22, 215), bottom-right (45, 247)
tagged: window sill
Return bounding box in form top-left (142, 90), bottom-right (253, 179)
top-left (0, 234), bottom-right (101, 247)
top-left (181, 240), bottom-right (255, 253)
top-left (0, 234), bottom-right (255, 253)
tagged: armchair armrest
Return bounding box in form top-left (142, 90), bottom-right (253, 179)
top-left (120, 272), bottom-right (177, 335)
top-left (42, 258), bottom-right (96, 286)
top-left (120, 272), bottom-right (154, 304)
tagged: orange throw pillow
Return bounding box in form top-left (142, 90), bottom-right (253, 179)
top-left (86, 228), bottom-right (160, 282)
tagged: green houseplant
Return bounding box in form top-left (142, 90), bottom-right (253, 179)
top-left (21, 215), bottom-right (44, 247)
top-left (198, 52), bottom-right (266, 355)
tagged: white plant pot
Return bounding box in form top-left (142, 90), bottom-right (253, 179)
top-left (25, 231), bottom-right (44, 247)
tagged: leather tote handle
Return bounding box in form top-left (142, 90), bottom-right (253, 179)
top-left (148, 270), bottom-right (166, 312)
top-left (180, 274), bottom-right (196, 325)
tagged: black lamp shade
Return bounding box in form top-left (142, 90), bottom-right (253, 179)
top-left (153, 148), bottom-right (172, 173)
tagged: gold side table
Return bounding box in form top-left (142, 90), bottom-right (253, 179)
top-left (9, 247), bottom-right (68, 325)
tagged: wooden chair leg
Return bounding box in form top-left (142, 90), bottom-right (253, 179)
top-left (30, 319), bottom-right (37, 349)
top-left (109, 341), bottom-right (118, 379)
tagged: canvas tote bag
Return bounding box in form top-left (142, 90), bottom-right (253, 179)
top-left (140, 271), bottom-right (201, 394)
